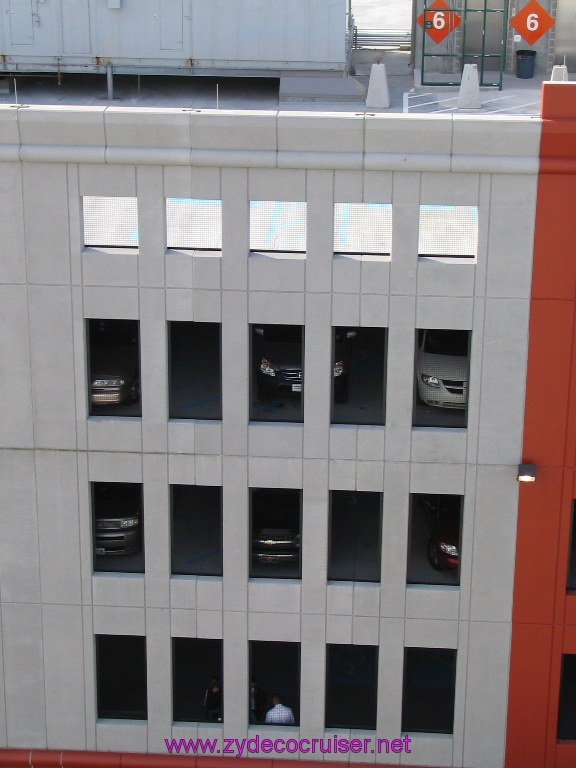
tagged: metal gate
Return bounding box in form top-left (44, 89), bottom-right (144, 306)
top-left (420, 0), bottom-right (509, 88)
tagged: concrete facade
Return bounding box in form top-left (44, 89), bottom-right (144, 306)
top-left (0, 105), bottom-right (541, 767)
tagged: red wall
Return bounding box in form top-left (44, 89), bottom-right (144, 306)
top-left (506, 83), bottom-right (576, 768)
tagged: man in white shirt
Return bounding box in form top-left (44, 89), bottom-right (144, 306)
top-left (264, 694), bottom-right (295, 725)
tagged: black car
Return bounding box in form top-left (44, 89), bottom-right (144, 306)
top-left (253, 325), bottom-right (355, 402)
top-left (94, 484), bottom-right (142, 556)
top-left (90, 345), bottom-right (140, 406)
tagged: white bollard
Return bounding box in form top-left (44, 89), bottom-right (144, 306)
top-left (550, 65), bottom-right (569, 82)
top-left (366, 62), bottom-right (390, 109)
top-left (457, 63), bottom-right (481, 109)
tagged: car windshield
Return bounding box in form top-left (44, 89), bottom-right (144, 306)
top-left (423, 330), bottom-right (468, 356)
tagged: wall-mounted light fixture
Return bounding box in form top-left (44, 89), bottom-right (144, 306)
top-left (517, 464), bottom-right (537, 482)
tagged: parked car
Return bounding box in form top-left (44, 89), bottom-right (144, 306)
top-left (254, 325), bottom-right (356, 402)
top-left (421, 496), bottom-right (460, 571)
top-left (252, 527), bottom-right (301, 565)
top-left (90, 346), bottom-right (140, 406)
top-left (416, 329), bottom-right (469, 409)
top-left (94, 485), bottom-right (142, 556)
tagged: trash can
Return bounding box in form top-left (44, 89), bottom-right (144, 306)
top-left (516, 49), bottom-right (536, 79)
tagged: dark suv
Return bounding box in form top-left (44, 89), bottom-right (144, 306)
top-left (252, 528), bottom-right (301, 565)
top-left (93, 484), bottom-right (142, 556)
top-left (89, 320), bottom-right (140, 407)
top-left (253, 325), bottom-right (355, 402)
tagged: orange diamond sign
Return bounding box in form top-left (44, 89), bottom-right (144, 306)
top-left (509, 0), bottom-right (554, 45)
top-left (417, 0), bottom-right (461, 45)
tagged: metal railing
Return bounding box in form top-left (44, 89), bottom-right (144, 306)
top-left (352, 27), bottom-right (412, 49)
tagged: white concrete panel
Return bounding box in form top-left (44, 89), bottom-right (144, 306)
top-left (390, 174), bottom-right (419, 295)
top-left (352, 616), bottom-right (379, 644)
top-left (0, 450), bottom-right (40, 603)
top-left (332, 293), bottom-right (361, 326)
top-left (334, 170), bottom-right (363, 203)
top-left (326, 614), bottom-right (353, 643)
top-left (168, 454), bottom-right (195, 485)
top-left (88, 451), bottom-right (142, 482)
top-left (357, 427), bottom-right (385, 462)
top-left (92, 573), bottom-right (145, 607)
top-left (302, 459), bottom-right (329, 614)
top-left (0, 163), bottom-right (26, 283)
top-left (83, 286), bottom-right (139, 318)
top-left (137, 166), bottom-right (166, 288)
top-left (363, 171), bottom-right (394, 203)
top-left (221, 168), bottom-right (249, 291)
top-left (463, 621), bottom-right (511, 768)
top-left (477, 298), bottom-right (530, 464)
top-left (420, 172), bottom-right (479, 205)
top-left (365, 115), bottom-right (453, 156)
top-left (249, 581), bottom-right (301, 614)
top-left (195, 455), bottom-right (222, 486)
top-left (333, 254), bottom-right (362, 294)
top-left (72, 286), bottom-right (89, 450)
top-left (330, 425), bottom-right (358, 460)
top-left (249, 168), bottom-right (306, 201)
top-left (300, 614), bottom-right (327, 736)
top-left (417, 259), bottom-right (476, 297)
top-left (222, 456), bottom-right (248, 612)
top-left (416, 296), bottom-right (474, 329)
top-left (77, 455), bottom-right (94, 607)
top-left (105, 108), bottom-right (191, 149)
top-left (166, 250), bottom-right (194, 289)
top-left (249, 253), bottom-right (306, 293)
top-left (166, 288), bottom-right (194, 320)
top-left (36, 450), bottom-right (82, 604)
top-left (377, 617), bottom-right (404, 737)
top-left (404, 619), bottom-right (458, 648)
top-left (197, 610), bottom-right (223, 638)
top-left (22, 163), bottom-right (71, 285)
top-left (401, 734), bottom-right (453, 766)
top-left (353, 583), bottom-right (380, 617)
top-left (140, 289), bottom-right (168, 453)
top-left (409, 462), bottom-right (466, 494)
top-left (356, 461), bottom-right (385, 491)
top-left (29, 285), bottom-right (76, 449)
top-left (405, 586), bottom-right (459, 621)
top-left (470, 466), bottom-right (518, 622)
top-left (194, 422), bottom-right (222, 455)
top-left (361, 294), bottom-right (389, 327)
top-left (82, 250), bottom-right (139, 287)
top-left (222, 290), bottom-right (248, 456)
top-left (143, 454), bottom-right (170, 609)
top-left (0, 609), bottom-right (5, 746)
top-left (329, 459), bottom-right (356, 489)
top-left (0, 286), bottom-right (33, 448)
top-left (78, 164), bottom-right (137, 196)
top-left (327, 582), bottom-right (354, 615)
top-left (168, 421), bottom-right (195, 454)
top-left (192, 289), bottom-right (221, 322)
top-left (361, 258), bottom-right (391, 295)
top-left (410, 430), bottom-right (467, 465)
top-left (92, 605), bottom-right (145, 635)
top-left (193, 253), bottom-right (222, 291)
top-left (170, 577), bottom-right (197, 611)
top-left (304, 293), bottom-right (332, 458)
top-left (249, 423), bottom-right (303, 458)
top-left (170, 608), bottom-right (197, 637)
top-left (87, 418), bottom-right (143, 454)
top-left (306, 170), bottom-right (334, 293)
top-left (2, 603), bottom-right (46, 747)
top-left (451, 116), bottom-right (540, 158)
top-left (43, 604), bottom-right (86, 748)
top-left (474, 176), bottom-right (490, 299)
top-left (380, 462), bottom-right (409, 618)
top-left (248, 457), bottom-right (302, 488)
top-left (384, 323), bottom-right (415, 463)
top-left (18, 107), bottom-right (104, 148)
top-left (248, 611), bottom-right (301, 642)
top-left (279, 114), bottom-right (363, 153)
top-left (223, 610), bottom-right (248, 734)
top-left (197, 577), bottom-right (223, 612)
top-left (96, 722), bottom-right (148, 753)
top-left (249, 291), bottom-right (305, 324)
top-left (191, 112), bottom-right (277, 152)
top-left (145, 607), bottom-right (172, 752)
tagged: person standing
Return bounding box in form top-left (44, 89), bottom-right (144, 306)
top-left (249, 677), bottom-right (267, 723)
top-left (264, 693), bottom-right (294, 724)
top-left (203, 676), bottom-right (222, 722)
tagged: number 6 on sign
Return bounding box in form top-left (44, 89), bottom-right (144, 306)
top-left (433, 11), bottom-right (445, 29)
top-left (509, 0), bottom-right (554, 45)
top-left (416, 0), bottom-right (461, 44)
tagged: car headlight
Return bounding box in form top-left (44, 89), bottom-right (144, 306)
top-left (260, 358), bottom-right (276, 377)
top-left (421, 373), bottom-right (441, 388)
top-left (333, 360), bottom-right (344, 377)
top-left (439, 543), bottom-right (458, 556)
top-left (119, 517), bottom-right (140, 528)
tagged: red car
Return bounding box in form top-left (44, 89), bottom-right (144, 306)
top-left (421, 496), bottom-right (460, 571)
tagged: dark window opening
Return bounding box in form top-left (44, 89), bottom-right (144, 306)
top-left (171, 485), bottom-right (222, 576)
top-left (92, 482), bottom-right (144, 574)
top-left (173, 638), bottom-right (223, 723)
top-left (250, 488), bottom-right (301, 579)
top-left (402, 647), bottom-right (456, 734)
top-left (87, 319), bottom-right (141, 417)
top-left (407, 494), bottom-right (462, 586)
top-left (413, 329), bottom-right (470, 428)
top-left (169, 322), bottom-right (222, 420)
top-left (325, 644), bottom-right (378, 730)
top-left (558, 654), bottom-right (576, 739)
top-left (251, 324), bottom-right (304, 423)
top-left (96, 634), bottom-right (147, 720)
top-left (329, 491), bottom-right (382, 582)
top-left (250, 641), bottom-right (300, 726)
top-left (567, 504), bottom-right (576, 591)
top-left (331, 327), bottom-right (387, 426)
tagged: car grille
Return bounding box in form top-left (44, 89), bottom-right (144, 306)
top-left (283, 369), bottom-right (302, 381)
top-left (443, 380), bottom-right (465, 395)
top-left (95, 520), bottom-right (122, 530)
top-left (91, 392), bottom-right (122, 404)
